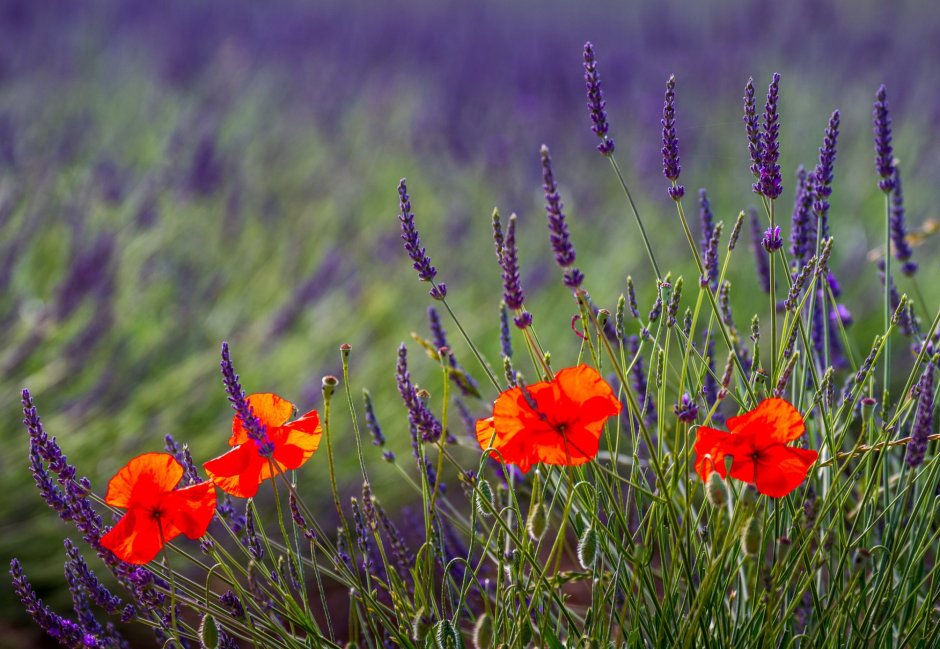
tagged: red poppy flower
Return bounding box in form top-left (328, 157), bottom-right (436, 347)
top-left (204, 393), bottom-right (321, 498)
top-left (693, 397), bottom-right (818, 498)
top-left (99, 453), bottom-right (216, 565)
top-left (475, 364), bottom-right (622, 473)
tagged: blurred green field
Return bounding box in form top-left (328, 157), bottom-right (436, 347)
top-left (2, 0), bottom-right (939, 644)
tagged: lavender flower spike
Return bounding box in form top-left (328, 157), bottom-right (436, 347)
top-left (790, 166), bottom-right (815, 267)
top-left (398, 178), bottom-right (446, 299)
top-left (758, 73), bottom-right (783, 199)
top-left (540, 144), bottom-right (584, 290)
top-left (743, 78), bottom-right (762, 178)
top-left (582, 42), bottom-right (615, 156)
top-left (662, 75), bottom-right (684, 199)
top-left (890, 166), bottom-right (917, 275)
top-left (220, 341), bottom-right (274, 456)
top-left (500, 214), bottom-right (533, 328)
top-left (905, 363), bottom-right (934, 468)
top-left (813, 110), bottom-right (840, 239)
top-left (873, 85), bottom-right (895, 192)
top-left (11, 559), bottom-right (85, 647)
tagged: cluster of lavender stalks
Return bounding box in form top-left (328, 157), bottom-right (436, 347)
top-left (11, 41), bottom-right (940, 648)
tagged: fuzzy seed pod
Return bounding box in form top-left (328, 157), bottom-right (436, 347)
top-left (706, 472), bottom-right (727, 508)
top-left (434, 619), bottom-right (459, 649)
top-left (473, 614), bottom-right (494, 649)
top-left (475, 479), bottom-right (494, 518)
top-left (577, 525), bottom-right (599, 569)
top-left (742, 516), bottom-right (762, 557)
top-left (199, 614), bottom-right (219, 649)
top-left (739, 484), bottom-right (759, 508)
top-left (526, 502), bottom-right (548, 541)
top-left (411, 607), bottom-right (431, 643)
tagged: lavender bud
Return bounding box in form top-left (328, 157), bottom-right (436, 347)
top-left (500, 213), bottom-right (532, 328)
top-left (701, 221), bottom-right (723, 290)
top-left (873, 85), bottom-right (896, 192)
top-left (790, 166), bottom-right (816, 266)
top-left (583, 42), bottom-right (615, 156)
top-left (813, 110), bottom-right (840, 239)
top-left (673, 393), bottom-right (698, 423)
top-left (773, 351), bottom-right (799, 398)
top-left (785, 256), bottom-right (816, 311)
top-left (728, 211), bottom-right (745, 251)
top-left (362, 389), bottom-right (385, 446)
top-left (743, 78), bottom-right (762, 178)
top-left (761, 225), bottom-right (783, 253)
top-left (491, 208), bottom-right (504, 264)
top-left (499, 302), bottom-right (513, 359)
top-left (625, 276), bottom-right (639, 318)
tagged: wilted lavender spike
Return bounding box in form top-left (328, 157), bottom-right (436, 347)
top-left (499, 302), bottom-right (513, 359)
top-left (743, 78), bottom-right (762, 178)
top-left (758, 73), bottom-right (783, 199)
top-left (583, 42), bottom-right (615, 156)
top-left (873, 85), bottom-right (896, 192)
top-left (890, 167), bottom-right (917, 275)
top-left (790, 167), bottom-right (816, 267)
top-left (362, 389), bottom-right (385, 446)
top-left (749, 209), bottom-right (770, 292)
top-left (662, 75), bottom-right (684, 198)
top-left (813, 110), bottom-right (840, 238)
top-left (541, 145), bottom-right (583, 289)
top-left (701, 222), bottom-right (723, 290)
top-left (627, 336), bottom-right (656, 425)
top-left (906, 364), bottom-right (934, 468)
top-left (11, 559), bottom-right (85, 647)
top-left (501, 214), bottom-right (532, 327)
top-left (220, 342), bottom-right (273, 456)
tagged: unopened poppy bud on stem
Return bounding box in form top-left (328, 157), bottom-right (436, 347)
top-left (706, 471), bottom-right (727, 507)
top-left (742, 515), bottom-right (762, 557)
top-left (322, 375), bottom-right (338, 399)
top-left (577, 525), bottom-right (599, 569)
top-left (526, 502), bottom-right (548, 541)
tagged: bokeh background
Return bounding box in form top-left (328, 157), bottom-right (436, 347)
top-left (2, 0), bottom-right (939, 645)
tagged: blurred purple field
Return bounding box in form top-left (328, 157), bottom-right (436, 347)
top-left (2, 0), bottom-right (939, 645)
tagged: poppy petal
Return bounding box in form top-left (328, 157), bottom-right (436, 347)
top-left (105, 453), bottom-right (183, 509)
top-left (727, 398), bottom-right (804, 445)
top-left (552, 365), bottom-right (623, 417)
top-left (100, 510), bottom-right (164, 565)
top-left (161, 482), bottom-right (218, 540)
top-left (754, 445), bottom-right (818, 498)
top-left (204, 444), bottom-right (265, 498)
top-left (272, 411), bottom-right (322, 471)
top-left (230, 393), bottom-right (295, 446)
top-left (693, 427), bottom-right (731, 482)
top-left (475, 416), bottom-right (497, 449)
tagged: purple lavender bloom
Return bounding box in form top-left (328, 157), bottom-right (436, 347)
top-left (662, 75), bottom-right (684, 199)
top-left (698, 189), bottom-right (715, 255)
top-left (813, 110), bottom-right (840, 239)
top-left (428, 306), bottom-right (480, 394)
top-left (749, 209), bottom-right (770, 292)
top-left (541, 144), bottom-right (583, 290)
top-left (873, 85), bottom-right (896, 192)
top-left (743, 78), bottom-right (762, 178)
top-left (582, 42), bottom-right (614, 156)
top-left (10, 559), bottom-right (85, 647)
top-left (395, 344), bottom-right (443, 443)
top-left (890, 166), bottom-right (917, 275)
top-left (830, 303), bottom-right (853, 328)
top-left (500, 214), bottom-right (532, 327)
top-left (758, 73), bottom-right (783, 199)
top-left (220, 341), bottom-right (274, 456)
top-left (163, 434), bottom-right (201, 485)
top-left (217, 495), bottom-right (246, 534)
top-left (398, 178), bottom-right (446, 299)
top-left (362, 389), bottom-right (385, 446)
top-left (906, 364), bottom-right (934, 468)
top-left (64, 540), bottom-right (125, 616)
top-left (289, 493), bottom-right (316, 541)
top-left (673, 393), bottom-right (698, 423)
top-left (499, 302), bottom-right (513, 358)
top-left (244, 503), bottom-right (264, 561)
top-left (790, 167), bottom-right (816, 268)
top-left (701, 222), bottom-right (723, 290)
top-left (762, 225), bottom-right (783, 252)
top-left (350, 498), bottom-right (374, 572)
top-left (219, 591), bottom-right (244, 619)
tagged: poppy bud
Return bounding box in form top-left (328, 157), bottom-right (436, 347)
top-left (411, 607), bottom-right (431, 642)
top-left (198, 614), bottom-right (219, 649)
top-left (475, 479), bottom-right (494, 518)
top-left (322, 375), bottom-right (338, 398)
top-left (597, 309), bottom-right (610, 327)
top-left (472, 613), bottom-right (494, 649)
top-left (739, 484), bottom-right (759, 508)
top-left (526, 502), bottom-right (548, 541)
top-left (434, 619), bottom-right (459, 649)
top-left (742, 516), bottom-right (761, 557)
top-left (577, 525), bottom-right (599, 569)
top-left (706, 472), bottom-right (727, 507)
